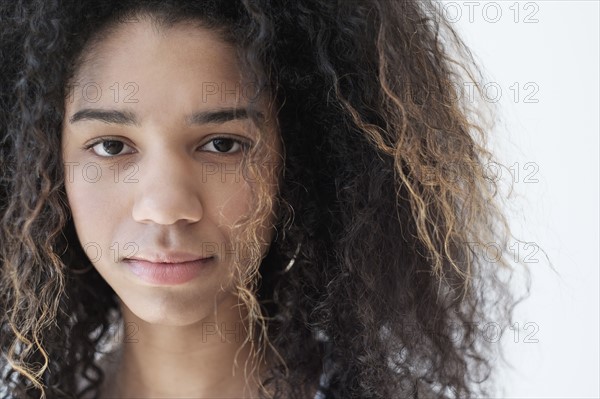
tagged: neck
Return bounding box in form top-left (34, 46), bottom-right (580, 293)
top-left (102, 294), bottom-right (268, 398)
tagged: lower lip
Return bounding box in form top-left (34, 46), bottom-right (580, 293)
top-left (124, 258), bottom-right (214, 285)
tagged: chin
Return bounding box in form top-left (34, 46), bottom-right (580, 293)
top-left (118, 287), bottom-right (236, 328)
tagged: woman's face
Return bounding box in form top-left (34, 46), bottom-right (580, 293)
top-left (61, 17), bottom-right (281, 326)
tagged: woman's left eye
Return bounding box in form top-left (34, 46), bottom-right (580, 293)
top-left (201, 138), bottom-right (249, 154)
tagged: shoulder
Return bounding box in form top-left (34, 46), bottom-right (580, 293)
top-left (1, 351), bottom-right (21, 397)
top-left (77, 316), bottom-right (124, 398)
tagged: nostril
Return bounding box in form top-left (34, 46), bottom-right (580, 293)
top-left (131, 187), bottom-right (203, 226)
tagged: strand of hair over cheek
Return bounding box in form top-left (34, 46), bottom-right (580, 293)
top-left (224, 132), bottom-right (288, 399)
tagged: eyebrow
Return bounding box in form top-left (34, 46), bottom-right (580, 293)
top-left (68, 108), bottom-right (262, 126)
top-left (69, 109), bottom-right (138, 125)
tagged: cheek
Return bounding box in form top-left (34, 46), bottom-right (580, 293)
top-left (219, 177), bottom-right (278, 256)
top-left (64, 174), bottom-right (120, 247)
top-left (204, 173), bottom-right (274, 251)
top-left (203, 166), bottom-right (254, 223)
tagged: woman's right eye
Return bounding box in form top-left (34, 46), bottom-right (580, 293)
top-left (85, 139), bottom-right (135, 157)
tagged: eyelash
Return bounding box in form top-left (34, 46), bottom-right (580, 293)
top-left (82, 136), bottom-right (252, 158)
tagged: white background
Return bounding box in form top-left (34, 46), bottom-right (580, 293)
top-left (439, 1), bottom-right (599, 397)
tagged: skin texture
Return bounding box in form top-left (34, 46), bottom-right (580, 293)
top-left (61, 18), bottom-right (280, 398)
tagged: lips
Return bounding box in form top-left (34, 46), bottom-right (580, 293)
top-left (123, 251), bottom-right (215, 285)
top-left (126, 251), bottom-right (212, 264)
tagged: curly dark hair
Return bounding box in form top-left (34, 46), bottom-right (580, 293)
top-left (0, 0), bottom-right (530, 398)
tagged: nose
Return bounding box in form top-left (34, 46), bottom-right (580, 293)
top-left (131, 151), bottom-right (203, 225)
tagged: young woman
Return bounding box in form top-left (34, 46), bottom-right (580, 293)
top-left (0, 1), bottom-right (527, 398)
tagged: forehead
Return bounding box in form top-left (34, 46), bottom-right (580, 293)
top-left (67, 18), bottom-right (248, 113)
